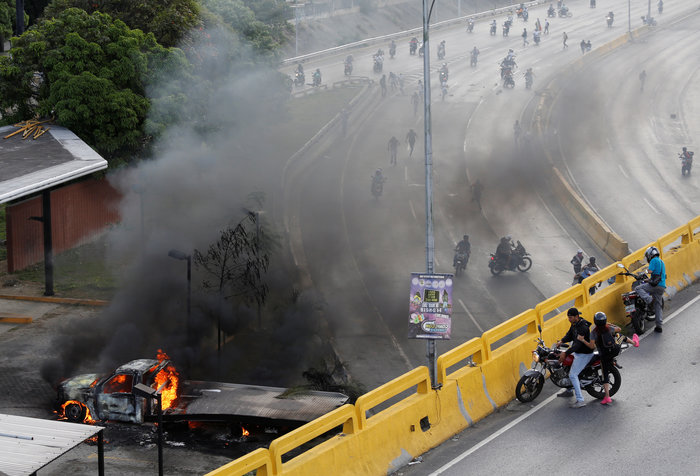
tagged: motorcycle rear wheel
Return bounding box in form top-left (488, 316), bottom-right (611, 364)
top-left (517, 257), bottom-right (533, 272)
top-left (515, 374), bottom-right (544, 403)
top-left (631, 310), bottom-right (646, 334)
top-left (586, 365), bottom-right (621, 399)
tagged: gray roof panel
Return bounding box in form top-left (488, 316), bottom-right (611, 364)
top-left (0, 413), bottom-right (104, 476)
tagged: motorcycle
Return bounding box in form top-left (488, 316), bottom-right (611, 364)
top-left (502, 70), bottom-right (515, 89)
top-left (490, 23), bottom-right (497, 36)
top-left (454, 251), bottom-right (470, 276)
top-left (467, 19), bottom-right (474, 33)
top-left (515, 326), bottom-right (624, 403)
top-left (488, 240), bottom-right (532, 274)
top-left (371, 175), bottom-right (387, 198)
top-left (617, 264), bottom-right (664, 334)
top-left (680, 152), bottom-right (694, 176)
top-left (503, 24), bottom-right (510, 37)
top-left (559, 6), bottom-right (572, 17)
top-left (312, 71), bottom-right (322, 87)
top-left (606, 15), bottom-right (614, 27)
top-left (437, 43), bottom-right (446, 60)
top-left (344, 61), bottom-right (353, 76)
top-left (409, 39), bottom-right (418, 55)
top-left (470, 51), bottom-right (478, 67)
top-left (439, 69), bottom-right (448, 84)
top-left (547, 6), bottom-right (556, 18)
top-left (294, 71), bottom-right (305, 87)
top-left (373, 54), bottom-right (383, 73)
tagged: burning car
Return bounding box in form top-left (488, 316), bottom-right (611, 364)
top-left (56, 350), bottom-right (349, 427)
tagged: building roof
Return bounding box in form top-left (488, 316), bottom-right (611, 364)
top-left (0, 125), bottom-right (108, 204)
top-left (0, 413), bottom-right (104, 476)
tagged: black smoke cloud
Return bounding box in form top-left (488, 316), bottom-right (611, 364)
top-left (41, 26), bottom-right (331, 387)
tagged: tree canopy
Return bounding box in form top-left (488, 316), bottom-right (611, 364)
top-left (0, 8), bottom-right (192, 163)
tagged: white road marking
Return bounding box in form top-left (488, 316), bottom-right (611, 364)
top-left (617, 163), bottom-right (629, 179)
top-left (458, 299), bottom-right (484, 333)
top-left (643, 197), bottom-right (660, 214)
top-left (409, 200), bottom-right (417, 220)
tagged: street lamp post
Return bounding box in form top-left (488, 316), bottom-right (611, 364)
top-left (168, 249), bottom-right (191, 335)
top-left (421, 0), bottom-right (438, 389)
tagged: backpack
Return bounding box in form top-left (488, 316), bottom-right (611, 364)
top-left (596, 326), bottom-right (621, 357)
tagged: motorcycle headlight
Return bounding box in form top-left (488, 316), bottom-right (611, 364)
top-left (532, 351), bottom-right (540, 363)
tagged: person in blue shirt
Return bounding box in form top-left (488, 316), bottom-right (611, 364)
top-left (636, 246), bottom-right (666, 333)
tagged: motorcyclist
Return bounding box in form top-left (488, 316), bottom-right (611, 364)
top-left (439, 63), bottom-right (449, 82)
top-left (389, 40), bottom-right (396, 57)
top-left (496, 235), bottom-right (514, 268)
top-left (680, 146), bottom-right (693, 160)
top-left (470, 46), bottom-right (480, 66)
top-left (635, 246), bottom-right (666, 333)
top-left (490, 20), bottom-right (497, 35)
top-left (548, 3), bottom-right (556, 17)
top-left (296, 63), bottom-right (304, 76)
top-left (467, 18), bottom-right (474, 32)
top-left (524, 67), bottom-right (534, 87)
top-left (453, 235), bottom-right (471, 267)
top-left (312, 68), bottom-right (322, 86)
top-left (409, 37), bottom-right (418, 54)
top-left (532, 29), bottom-right (541, 44)
top-left (555, 307), bottom-right (593, 407)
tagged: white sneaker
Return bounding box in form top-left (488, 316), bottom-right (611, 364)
top-left (569, 400), bottom-right (586, 409)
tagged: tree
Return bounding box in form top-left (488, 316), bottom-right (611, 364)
top-left (42, 0), bottom-right (201, 48)
top-left (0, 8), bottom-right (192, 163)
top-left (0, 0), bottom-right (15, 51)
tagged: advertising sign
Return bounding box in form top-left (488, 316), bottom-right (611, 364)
top-left (408, 273), bottom-right (453, 340)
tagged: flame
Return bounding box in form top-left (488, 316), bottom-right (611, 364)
top-left (153, 349), bottom-right (179, 409)
top-left (59, 400), bottom-right (97, 424)
top-left (241, 426), bottom-right (250, 437)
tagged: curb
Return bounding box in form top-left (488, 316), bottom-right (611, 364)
top-left (0, 294), bottom-right (109, 306)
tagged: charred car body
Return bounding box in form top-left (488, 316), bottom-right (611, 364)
top-left (56, 358), bottom-right (349, 427)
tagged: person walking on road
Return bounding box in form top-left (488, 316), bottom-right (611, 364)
top-left (388, 136), bottom-right (399, 165)
top-left (471, 179), bottom-right (483, 210)
top-left (639, 70), bottom-right (647, 92)
top-left (411, 91), bottom-right (420, 116)
top-left (562, 31), bottom-right (568, 49)
top-left (570, 249), bottom-right (584, 274)
top-left (406, 129), bottom-right (418, 157)
top-left (380, 74), bottom-right (387, 97)
top-left (544, 19), bottom-right (550, 35)
top-left (636, 246), bottom-right (666, 333)
top-left (556, 308), bottom-right (593, 408)
top-left (522, 28), bottom-right (529, 46)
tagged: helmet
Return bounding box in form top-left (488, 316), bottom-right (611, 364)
top-left (505, 235), bottom-right (512, 240)
top-left (594, 311), bottom-right (607, 326)
top-left (645, 246), bottom-right (660, 263)
top-left (577, 249), bottom-right (583, 255)
top-left (683, 146), bottom-right (687, 152)
top-left (463, 235), bottom-right (469, 241)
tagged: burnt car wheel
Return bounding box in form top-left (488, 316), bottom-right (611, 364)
top-left (65, 402), bottom-right (87, 423)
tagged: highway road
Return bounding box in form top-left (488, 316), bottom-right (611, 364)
top-left (282, 0), bottom-right (700, 392)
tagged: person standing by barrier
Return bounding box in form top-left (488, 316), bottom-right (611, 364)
top-left (556, 308), bottom-right (593, 407)
top-left (636, 246), bottom-right (666, 333)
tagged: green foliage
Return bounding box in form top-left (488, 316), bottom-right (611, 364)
top-left (0, 8), bottom-right (192, 162)
top-left (42, 0), bottom-right (201, 48)
top-left (0, 1), bottom-right (12, 38)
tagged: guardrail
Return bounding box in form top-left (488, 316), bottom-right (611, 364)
top-left (208, 215), bottom-right (700, 475)
top-left (282, 1), bottom-right (544, 66)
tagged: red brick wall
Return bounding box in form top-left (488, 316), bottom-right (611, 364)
top-left (6, 178), bottom-right (122, 272)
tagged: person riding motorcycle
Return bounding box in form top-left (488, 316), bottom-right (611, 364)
top-left (470, 46), bottom-right (480, 66)
top-left (344, 55), bottom-right (353, 75)
top-left (389, 40), bottom-right (396, 58)
top-left (409, 37), bottom-right (418, 54)
top-left (453, 235), bottom-right (471, 267)
top-left (496, 236), bottom-right (515, 268)
top-left (548, 3), bottom-right (556, 17)
top-left (312, 68), bottom-right (322, 86)
top-left (490, 19), bottom-right (497, 35)
top-left (467, 18), bottom-right (474, 32)
top-left (524, 67), bottom-right (534, 87)
top-left (556, 308), bottom-right (593, 407)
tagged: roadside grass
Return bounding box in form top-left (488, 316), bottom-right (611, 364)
top-left (0, 86), bottom-right (362, 299)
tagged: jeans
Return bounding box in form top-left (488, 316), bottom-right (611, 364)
top-left (636, 283), bottom-right (666, 327)
top-left (569, 352), bottom-right (594, 402)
